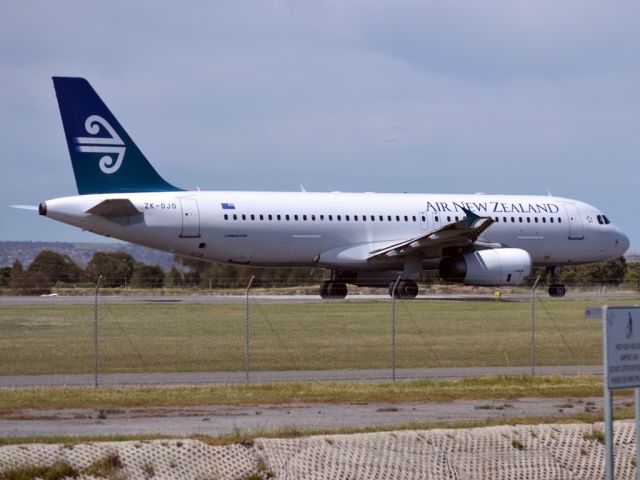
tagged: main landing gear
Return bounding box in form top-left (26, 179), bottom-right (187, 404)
top-left (389, 279), bottom-right (419, 299)
top-left (546, 266), bottom-right (566, 298)
top-left (319, 281), bottom-right (348, 299)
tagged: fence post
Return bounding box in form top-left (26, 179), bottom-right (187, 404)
top-left (530, 275), bottom-right (542, 376)
top-left (245, 275), bottom-right (255, 383)
top-left (94, 275), bottom-right (103, 388)
top-left (391, 276), bottom-right (402, 382)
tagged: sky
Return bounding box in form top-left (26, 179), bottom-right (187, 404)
top-left (1, 1), bottom-right (639, 251)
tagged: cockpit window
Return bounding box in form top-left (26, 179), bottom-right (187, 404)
top-left (597, 215), bottom-right (604, 225)
top-left (603, 215), bottom-right (611, 225)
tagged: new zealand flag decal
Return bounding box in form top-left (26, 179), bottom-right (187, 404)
top-left (221, 203), bottom-right (236, 210)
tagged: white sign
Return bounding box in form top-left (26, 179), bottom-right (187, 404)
top-left (605, 307), bottom-right (640, 390)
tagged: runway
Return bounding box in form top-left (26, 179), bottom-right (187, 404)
top-left (1, 290), bottom-right (635, 305)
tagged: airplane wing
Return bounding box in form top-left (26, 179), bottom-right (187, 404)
top-left (86, 199), bottom-right (142, 217)
top-left (367, 208), bottom-right (494, 260)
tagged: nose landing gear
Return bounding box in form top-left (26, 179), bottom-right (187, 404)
top-left (546, 266), bottom-right (566, 298)
top-left (548, 284), bottom-right (566, 297)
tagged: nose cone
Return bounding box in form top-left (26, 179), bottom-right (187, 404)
top-left (615, 230), bottom-right (630, 256)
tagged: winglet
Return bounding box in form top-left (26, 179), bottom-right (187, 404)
top-left (461, 207), bottom-right (480, 226)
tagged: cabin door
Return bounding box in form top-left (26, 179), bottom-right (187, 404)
top-left (179, 198), bottom-right (201, 238)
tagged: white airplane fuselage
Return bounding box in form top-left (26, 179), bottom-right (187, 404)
top-left (41, 191), bottom-right (628, 270)
top-left (36, 77), bottom-right (631, 299)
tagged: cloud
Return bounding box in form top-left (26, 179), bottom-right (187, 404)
top-left (0, 0), bottom-right (638, 248)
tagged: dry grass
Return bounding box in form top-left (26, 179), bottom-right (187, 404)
top-left (0, 375), bottom-right (621, 415)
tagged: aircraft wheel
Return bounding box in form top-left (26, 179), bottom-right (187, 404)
top-left (403, 280), bottom-right (419, 299)
top-left (319, 281), bottom-right (330, 299)
top-left (390, 280), bottom-right (419, 299)
top-left (322, 282), bottom-right (347, 299)
top-left (328, 282), bottom-right (347, 299)
top-left (548, 284), bottom-right (567, 298)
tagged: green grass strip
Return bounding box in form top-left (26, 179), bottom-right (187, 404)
top-left (0, 375), bottom-right (618, 414)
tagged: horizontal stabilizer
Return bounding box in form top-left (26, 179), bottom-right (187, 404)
top-left (86, 199), bottom-right (141, 217)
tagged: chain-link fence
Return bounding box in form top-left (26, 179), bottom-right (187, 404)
top-left (1, 277), bottom-right (638, 386)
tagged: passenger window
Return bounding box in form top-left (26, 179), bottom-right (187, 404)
top-left (312, 215), bottom-right (316, 221)
top-left (527, 217), bottom-right (530, 223)
top-left (285, 214), bottom-right (290, 221)
top-left (224, 214), bottom-right (228, 220)
top-left (379, 215), bottom-right (384, 221)
top-left (294, 214), bottom-right (298, 221)
top-left (268, 214), bottom-right (272, 220)
top-left (503, 217), bottom-right (507, 223)
top-left (233, 214), bottom-right (238, 220)
top-left (337, 215), bottom-right (341, 221)
top-left (511, 217), bottom-right (515, 223)
top-left (388, 216), bottom-right (392, 221)
top-left (447, 216), bottom-right (451, 222)
top-left (396, 215), bottom-right (400, 221)
top-left (455, 216), bottom-right (459, 221)
top-left (494, 217), bottom-right (499, 222)
top-left (242, 214), bottom-right (246, 220)
top-left (550, 218), bottom-right (554, 223)
top-left (303, 215), bottom-right (307, 221)
top-left (435, 216), bottom-right (439, 222)
top-left (259, 214), bottom-right (264, 220)
top-left (542, 217), bottom-right (546, 223)
top-left (345, 215), bottom-right (349, 221)
top-left (412, 216), bottom-right (417, 222)
top-left (320, 215), bottom-right (324, 221)
top-left (404, 215), bottom-right (408, 221)
top-left (354, 215), bottom-right (358, 221)
top-left (558, 217), bottom-right (562, 223)
top-left (328, 215), bottom-right (333, 221)
top-left (534, 217), bottom-right (538, 223)
top-left (277, 214), bottom-right (281, 221)
top-left (519, 217), bottom-right (522, 223)
top-left (371, 215), bottom-right (375, 221)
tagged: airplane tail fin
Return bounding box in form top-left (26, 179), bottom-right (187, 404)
top-left (52, 77), bottom-right (181, 194)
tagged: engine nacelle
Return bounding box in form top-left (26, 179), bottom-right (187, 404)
top-left (439, 248), bottom-right (532, 286)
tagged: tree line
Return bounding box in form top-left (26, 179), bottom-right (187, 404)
top-left (0, 249), bottom-right (637, 294)
top-left (0, 250), bottom-right (327, 294)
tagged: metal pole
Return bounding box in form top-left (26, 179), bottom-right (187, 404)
top-left (530, 275), bottom-right (542, 376)
top-left (245, 276), bottom-right (255, 383)
top-left (603, 306), bottom-right (614, 480)
top-left (636, 388), bottom-right (640, 480)
top-left (94, 275), bottom-right (103, 388)
top-left (391, 276), bottom-right (401, 382)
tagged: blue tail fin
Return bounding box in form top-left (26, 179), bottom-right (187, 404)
top-left (52, 77), bottom-right (182, 194)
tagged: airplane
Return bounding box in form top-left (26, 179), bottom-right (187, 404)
top-left (31, 77), bottom-right (630, 299)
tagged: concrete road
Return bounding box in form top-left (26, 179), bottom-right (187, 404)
top-left (0, 395), bottom-right (623, 439)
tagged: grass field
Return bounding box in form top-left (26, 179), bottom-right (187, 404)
top-left (0, 297), bottom-right (636, 376)
top-left (0, 375), bottom-right (613, 413)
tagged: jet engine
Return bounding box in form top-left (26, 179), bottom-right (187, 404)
top-left (439, 248), bottom-right (532, 286)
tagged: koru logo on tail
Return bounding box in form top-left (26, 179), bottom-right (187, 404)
top-left (74, 115), bottom-right (125, 174)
